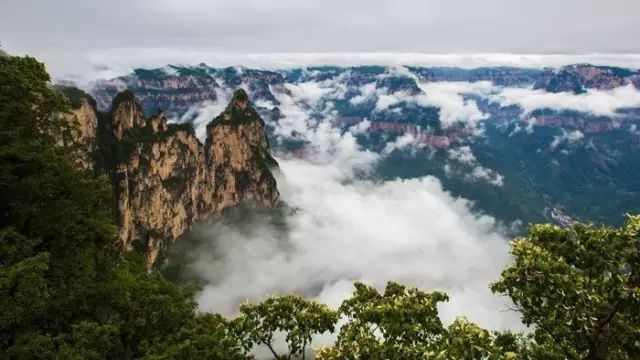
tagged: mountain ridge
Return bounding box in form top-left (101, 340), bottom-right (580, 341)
top-left (61, 87), bottom-right (280, 266)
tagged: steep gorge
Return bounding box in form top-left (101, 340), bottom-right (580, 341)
top-left (62, 87), bottom-right (280, 266)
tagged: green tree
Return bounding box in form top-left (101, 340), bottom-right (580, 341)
top-left (491, 217), bottom-right (640, 359)
top-left (0, 53), bottom-right (248, 359)
top-left (140, 313), bottom-right (250, 360)
top-left (438, 317), bottom-right (521, 360)
top-left (317, 282), bottom-right (527, 360)
top-left (1, 53), bottom-right (115, 355)
top-left (317, 282), bottom-right (448, 359)
top-left (237, 294), bottom-right (338, 359)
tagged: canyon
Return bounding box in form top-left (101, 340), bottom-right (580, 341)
top-left (61, 87), bottom-right (280, 266)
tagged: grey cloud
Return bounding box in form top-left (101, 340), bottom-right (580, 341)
top-left (1, 0), bottom-right (640, 80)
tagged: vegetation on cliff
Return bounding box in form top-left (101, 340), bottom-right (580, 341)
top-left (54, 84), bottom-right (98, 110)
top-left (2, 54), bottom-right (639, 359)
top-left (0, 55), bottom-right (245, 358)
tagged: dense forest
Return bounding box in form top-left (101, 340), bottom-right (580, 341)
top-left (1, 54), bottom-right (639, 359)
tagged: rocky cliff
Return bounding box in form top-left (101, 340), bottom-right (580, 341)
top-left (56, 86), bottom-right (99, 171)
top-left (205, 89), bottom-right (280, 214)
top-left (91, 65), bottom-right (287, 117)
top-left (61, 87), bottom-right (279, 266)
top-left (534, 64), bottom-right (640, 93)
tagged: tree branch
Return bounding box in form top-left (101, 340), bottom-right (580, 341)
top-left (586, 298), bottom-right (623, 359)
top-left (266, 341), bottom-right (279, 360)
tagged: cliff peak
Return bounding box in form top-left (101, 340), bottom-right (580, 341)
top-left (148, 110), bottom-right (168, 132)
top-left (110, 90), bottom-right (146, 138)
top-left (60, 88), bottom-right (279, 266)
top-left (205, 88), bottom-right (279, 215)
top-left (209, 88), bottom-right (265, 128)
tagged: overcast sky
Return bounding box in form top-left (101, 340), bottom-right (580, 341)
top-left (2, 0), bottom-right (640, 81)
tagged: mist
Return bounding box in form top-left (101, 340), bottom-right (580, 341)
top-left (162, 67), bottom-right (640, 335)
top-left (165, 81), bottom-right (525, 333)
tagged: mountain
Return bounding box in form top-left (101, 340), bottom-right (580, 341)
top-left (533, 64), bottom-right (640, 93)
top-left (60, 87), bottom-right (280, 266)
top-left (81, 63), bottom-right (640, 229)
top-left (91, 65), bottom-right (288, 117)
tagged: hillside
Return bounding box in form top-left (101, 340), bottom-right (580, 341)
top-left (60, 86), bottom-right (280, 266)
top-left (83, 64), bottom-right (640, 227)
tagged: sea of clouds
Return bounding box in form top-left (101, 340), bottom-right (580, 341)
top-left (168, 73), bottom-right (530, 336)
top-left (163, 66), bottom-right (640, 339)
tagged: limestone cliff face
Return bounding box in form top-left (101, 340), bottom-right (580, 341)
top-left (114, 122), bottom-right (210, 265)
top-left (55, 86), bottom-right (99, 171)
top-left (111, 91), bottom-right (147, 139)
top-left (63, 87), bottom-right (279, 266)
top-left (63, 98), bottom-right (98, 171)
top-left (205, 89), bottom-right (280, 215)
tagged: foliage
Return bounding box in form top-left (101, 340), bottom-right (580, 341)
top-left (119, 121), bottom-right (195, 160)
top-left (319, 282), bottom-right (448, 359)
top-left (3, 52), bottom-right (640, 360)
top-left (439, 317), bottom-right (517, 360)
top-left (491, 217), bottom-right (640, 359)
top-left (238, 295), bottom-right (338, 359)
top-left (141, 314), bottom-right (250, 360)
top-left (316, 282), bottom-right (522, 360)
top-left (0, 54), bottom-right (246, 359)
top-left (54, 84), bottom-right (98, 110)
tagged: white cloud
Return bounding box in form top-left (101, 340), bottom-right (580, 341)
top-left (175, 87), bottom-right (233, 140)
top-left (382, 133), bottom-right (422, 154)
top-left (375, 93), bottom-right (404, 111)
top-left (13, 47), bottom-right (639, 88)
top-left (382, 65), bottom-right (418, 79)
top-left (4, 0), bottom-right (640, 84)
top-left (284, 82), bottom-right (335, 105)
top-left (566, 129), bottom-right (585, 142)
top-left (448, 146), bottom-right (477, 164)
top-left (174, 85), bottom-right (522, 337)
top-left (349, 82), bottom-right (378, 106)
top-left (348, 118), bottom-right (371, 134)
top-left (469, 166), bottom-right (505, 186)
top-left (193, 155), bottom-right (519, 330)
top-left (447, 146), bottom-right (504, 186)
top-left (414, 81), bottom-right (492, 126)
top-left (550, 129), bottom-right (585, 150)
top-left (489, 84), bottom-right (640, 117)
top-left (367, 78), bottom-right (492, 127)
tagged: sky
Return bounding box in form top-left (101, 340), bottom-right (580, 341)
top-left (2, 0), bottom-right (640, 81)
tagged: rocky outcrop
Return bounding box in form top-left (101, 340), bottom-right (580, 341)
top-left (63, 99), bottom-right (98, 171)
top-left (534, 64), bottom-right (640, 93)
top-left (428, 67), bottom-right (549, 86)
top-left (205, 89), bottom-right (280, 214)
top-left (113, 120), bottom-right (209, 265)
top-left (111, 91), bottom-right (146, 138)
top-left (56, 86), bottom-right (98, 171)
top-left (62, 87), bottom-right (279, 266)
top-left (91, 65), bottom-right (287, 117)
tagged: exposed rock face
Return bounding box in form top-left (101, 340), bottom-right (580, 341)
top-left (55, 86), bottom-right (99, 171)
top-left (534, 64), bottom-right (640, 93)
top-left (429, 67), bottom-right (549, 86)
top-left (111, 91), bottom-right (147, 138)
top-left (114, 121), bottom-right (210, 265)
top-left (62, 87), bottom-right (279, 266)
top-left (63, 98), bottom-right (98, 171)
top-left (148, 111), bottom-right (168, 132)
top-left (91, 65), bottom-right (286, 117)
top-left (205, 89), bottom-right (280, 214)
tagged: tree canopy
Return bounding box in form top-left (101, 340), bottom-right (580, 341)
top-left (1, 53), bottom-right (639, 359)
top-left (0, 54), bottom-right (245, 359)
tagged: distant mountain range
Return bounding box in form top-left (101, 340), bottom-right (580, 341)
top-left (75, 63), bottom-right (640, 229)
